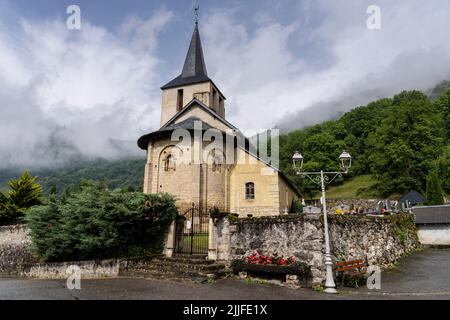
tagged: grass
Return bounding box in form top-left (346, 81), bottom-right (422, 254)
top-left (245, 277), bottom-right (268, 285)
top-left (180, 234), bottom-right (208, 253)
top-left (324, 175), bottom-right (380, 199)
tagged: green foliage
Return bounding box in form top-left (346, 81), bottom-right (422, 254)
top-left (0, 158), bottom-right (146, 195)
top-left (278, 97), bottom-right (393, 198)
top-left (0, 171), bottom-right (43, 222)
top-left (25, 181), bottom-right (177, 262)
top-left (435, 144), bottom-right (450, 195)
top-left (289, 199), bottom-right (303, 214)
top-left (279, 89), bottom-right (448, 198)
top-left (426, 170), bottom-right (445, 205)
top-left (324, 175), bottom-right (379, 199)
top-left (390, 214), bottom-right (419, 245)
top-left (432, 88), bottom-right (450, 139)
top-left (368, 91), bottom-right (445, 196)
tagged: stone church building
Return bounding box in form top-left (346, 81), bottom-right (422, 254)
top-left (138, 22), bottom-right (300, 217)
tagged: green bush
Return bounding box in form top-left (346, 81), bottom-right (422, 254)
top-left (26, 181), bottom-right (177, 261)
top-left (289, 199), bottom-right (303, 214)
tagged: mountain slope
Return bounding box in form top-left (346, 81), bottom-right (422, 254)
top-left (0, 158), bottom-right (146, 194)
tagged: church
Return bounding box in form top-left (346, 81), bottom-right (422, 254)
top-left (137, 22), bottom-right (300, 217)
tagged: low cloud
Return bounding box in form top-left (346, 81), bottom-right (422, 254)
top-left (202, 0), bottom-right (450, 131)
top-left (0, 7), bottom-right (173, 169)
top-left (1, 0), bottom-right (449, 169)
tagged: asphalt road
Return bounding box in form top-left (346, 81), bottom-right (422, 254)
top-left (0, 249), bottom-right (449, 300)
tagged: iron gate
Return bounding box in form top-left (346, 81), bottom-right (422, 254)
top-left (174, 204), bottom-right (209, 255)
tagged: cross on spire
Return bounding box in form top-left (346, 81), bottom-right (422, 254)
top-left (194, 5), bottom-right (199, 25)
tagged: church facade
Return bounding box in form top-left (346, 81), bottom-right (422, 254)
top-left (137, 23), bottom-right (300, 217)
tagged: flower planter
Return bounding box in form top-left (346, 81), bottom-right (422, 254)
top-left (232, 262), bottom-right (309, 275)
top-left (231, 258), bottom-right (312, 288)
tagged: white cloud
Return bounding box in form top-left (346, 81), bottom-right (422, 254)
top-left (202, 0), bottom-right (450, 131)
top-left (1, 0), bottom-right (449, 169)
top-left (0, 8), bottom-right (173, 168)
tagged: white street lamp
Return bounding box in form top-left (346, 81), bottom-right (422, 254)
top-left (292, 150), bottom-right (352, 294)
top-left (292, 151), bottom-right (304, 170)
top-left (339, 151), bottom-right (352, 172)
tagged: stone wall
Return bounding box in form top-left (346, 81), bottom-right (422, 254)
top-left (0, 224), bottom-right (35, 274)
top-left (213, 214), bottom-right (419, 286)
top-left (21, 260), bottom-right (120, 279)
top-left (329, 215), bottom-right (419, 266)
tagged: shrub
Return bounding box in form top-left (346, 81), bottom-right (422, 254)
top-left (26, 181), bottom-right (177, 261)
top-left (289, 200), bottom-right (303, 214)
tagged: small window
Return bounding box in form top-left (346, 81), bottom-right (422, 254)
top-left (177, 89), bottom-right (184, 111)
top-left (164, 154), bottom-right (176, 171)
top-left (245, 182), bottom-right (255, 200)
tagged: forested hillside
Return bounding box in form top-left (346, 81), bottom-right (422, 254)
top-left (279, 89), bottom-right (450, 198)
top-left (0, 158), bottom-right (146, 194)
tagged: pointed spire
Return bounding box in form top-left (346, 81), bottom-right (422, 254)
top-left (161, 21), bottom-right (211, 90)
top-left (181, 23), bottom-right (208, 78)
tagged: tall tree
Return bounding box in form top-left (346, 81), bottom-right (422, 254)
top-left (432, 89), bottom-right (450, 140)
top-left (426, 170), bottom-right (445, 205)
top-left (368, 91), bottom-right (445, 196)
top-left (0, 171), bottom-right (43, 221)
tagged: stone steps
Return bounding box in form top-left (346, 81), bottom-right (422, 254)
top-left (156, 255), bottom-right (214, 265)
top-left (118, 254), bottom-right (227, 283)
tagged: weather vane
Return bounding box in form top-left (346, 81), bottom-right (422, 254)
top-left (194, 5), bottom-right (199, 24)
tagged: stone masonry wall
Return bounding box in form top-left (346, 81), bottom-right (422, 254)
top-left (214, 214), bottom-right (419, 286)
top-left (328, 215), bottom-right (419, 267)
top-left (21, 260), bottom-right (120, 279)
top-left (0, 224), bottom-right (35, 274)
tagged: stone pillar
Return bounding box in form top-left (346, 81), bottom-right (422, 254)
top-left (164, 221), bottom-right (176, 258)
top-left (208, 218), bottom-right (217, 260)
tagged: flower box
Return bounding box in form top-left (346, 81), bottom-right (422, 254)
top-left (231, 253), bottom-right (310, 276)
top-left (231, 261), bottom-right (310, 275)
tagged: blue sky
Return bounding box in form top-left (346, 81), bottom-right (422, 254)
top-left (2, 0), bottom-right (313, 72)
top-left (1, 0), bottom-right (449, 168)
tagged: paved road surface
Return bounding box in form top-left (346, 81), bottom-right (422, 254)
top-left (0, 249), bottom-right (449, 300)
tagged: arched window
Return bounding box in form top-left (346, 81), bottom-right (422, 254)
top-left (245, 182), bottom-right (255, 200)
top-left (164, 154), bottom-right (176, 171)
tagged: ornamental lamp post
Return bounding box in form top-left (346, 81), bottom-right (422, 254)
top-left (292, 151), bottom-right (304, 170)
top-left (339, 151), bottom-right (352, 172)
top-left (292, 150), bottom-right (352, 294)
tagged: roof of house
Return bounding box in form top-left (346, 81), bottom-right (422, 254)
top-left (399, 190), bottom-right (427, 204)
top-left (413, 205), bottom-right (450, 224)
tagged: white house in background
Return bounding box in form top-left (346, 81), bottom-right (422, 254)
top-left (413, 205), bottom-right (450, 245)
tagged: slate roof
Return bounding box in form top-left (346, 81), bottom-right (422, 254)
top-left (399, 190), bottom-right (427, 205)
top-left (161, 24), bottom-right (211, 90)
top-left (137, 116), bottom-right (220, 149)
top-left (413, 205), bottom-right (450, 224)
top-left (160, 99), bottom-right (237, 131)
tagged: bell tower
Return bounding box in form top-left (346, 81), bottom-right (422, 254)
top-left (160, 21), bottom-right (226, 127)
